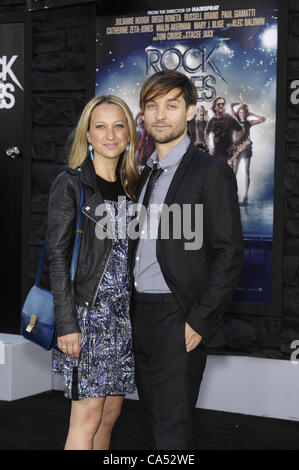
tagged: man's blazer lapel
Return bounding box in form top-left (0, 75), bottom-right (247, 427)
top-left (156, 143), bottom-right (197, 262)
top-left (128, 164), bottom-right (151, 269)
top-left (136, 165), bottom-right (151, 202)
top-left (163, 143), bottom-right (196, 207)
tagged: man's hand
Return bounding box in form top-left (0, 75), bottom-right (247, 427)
top-left (58, 333), bottom-right (82, 359)
top-left (226, 143), bottom-right (237, 155)
top-left (185, 323), bottom-right (202, 352)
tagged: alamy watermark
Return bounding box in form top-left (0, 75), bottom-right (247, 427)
top-left (92, 197), bottom-right (203, 251)
top-left (290, 340), bottom-right (299, 365)
top-left (290, 80), bottom-right (299, 105)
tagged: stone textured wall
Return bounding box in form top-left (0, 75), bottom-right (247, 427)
top-left (281, 0), bottom-right (299, 358)
top-left (0, 0), bottom-right (25, 12)
top-left (30, 5), bottom-right (89, 290)
top-left (1, 0), bottom-right (298, 359)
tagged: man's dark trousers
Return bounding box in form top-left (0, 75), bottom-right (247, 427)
top-left (132, 291), bottom-right (207, 450)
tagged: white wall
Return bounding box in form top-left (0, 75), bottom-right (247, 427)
top-left (198, 355), bottom-right (299, 421)
top-left (53, 354), bottom-right (299, 421)
top-left (2, 335), bottom-right (297, 420)
top-left (0, 334), bottom-right (52, 401)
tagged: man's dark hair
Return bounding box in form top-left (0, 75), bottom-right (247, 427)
top-left (139, 70), bottom-right (198, 111)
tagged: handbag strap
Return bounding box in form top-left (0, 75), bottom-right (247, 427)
top-left (35, 168), bottom-right (85, 287)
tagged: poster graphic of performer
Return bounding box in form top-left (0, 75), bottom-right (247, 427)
top-left (188, 105), bottom-right (209, 150)
top-left (136, 125), bottom-right (155, 166)
top-left (204, 96), bottom-right (245, 159)
top-left (135, 111), bottom-right (144, 142)
top-left (95, 1), bottom-right (279, 304)
top-left (228, 102), bottom-right (266, 206)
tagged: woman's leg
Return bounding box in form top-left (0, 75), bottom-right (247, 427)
top-left (65, 396), bottom-right (106, 450)
top-left (243, 158), bottom-right (251, 203)
top-left (232, 158), bottom-right (241, 203)
top-left (93, 395), bottom-right (124, 450)
top-left (233, 157), bottom-right (240, 176)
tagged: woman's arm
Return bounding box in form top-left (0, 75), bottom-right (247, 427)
top-left (248, 112), bottom-right (266, 127)
top-left (230, 102), bottom-right (241, 117)
top-left (46, 171), bottom-right (81, 337)
top-left (47, 171), bottom-right (82, 358)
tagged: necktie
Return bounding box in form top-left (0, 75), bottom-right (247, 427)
top-left (141, 162), bottom-right (164, 210)
top-left (138, 162), bottom-right (163, 230)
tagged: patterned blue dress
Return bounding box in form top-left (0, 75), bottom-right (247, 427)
top-left (53, 187), bottom-right (135, 400)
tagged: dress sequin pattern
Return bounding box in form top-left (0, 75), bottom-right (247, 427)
top-left (53, 198), bottom-right (135, 400)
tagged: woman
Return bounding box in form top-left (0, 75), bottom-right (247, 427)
top-left (46, 95), bottom-right (139, 450)
top-left (229, 102), bottom-right (266, 205)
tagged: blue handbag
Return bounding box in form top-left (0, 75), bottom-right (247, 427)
top-left (21, 170), bottom-right (85, 350)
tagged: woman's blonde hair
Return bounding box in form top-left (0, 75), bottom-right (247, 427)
top-left (68, 95), bottom-right (140, 199)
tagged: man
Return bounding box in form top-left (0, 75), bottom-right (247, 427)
top-left (130, 71), bottom-right (243, 450)
top-left (205, 96), bottom-right (244, 159)
top-left (187, 105), bottom-right (207, 145)
top-left (196, 104), bottom-right (208, 144)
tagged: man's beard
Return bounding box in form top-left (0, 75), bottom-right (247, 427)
top-left (146, 121), bottom-right (187, 144)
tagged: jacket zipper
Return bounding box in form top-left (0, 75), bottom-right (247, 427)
top-left (91, 240), bottom-right (114, 309)
top-left (82, 209), bottom-right (114, 309)
top-left (78, 209), bottom-right (114, 377)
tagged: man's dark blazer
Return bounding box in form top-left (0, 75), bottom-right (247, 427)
top-left (130, 143), bottom-right (244, 348)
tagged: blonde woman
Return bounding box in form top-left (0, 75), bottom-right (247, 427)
top-left (46, 95), bottom-right (139, 450)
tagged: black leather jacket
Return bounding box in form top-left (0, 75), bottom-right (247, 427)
top-left (46, 158), bottom-right (116, 337)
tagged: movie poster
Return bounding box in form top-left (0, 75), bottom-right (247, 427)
top-left (95, 1), bottom-right (280, 308)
